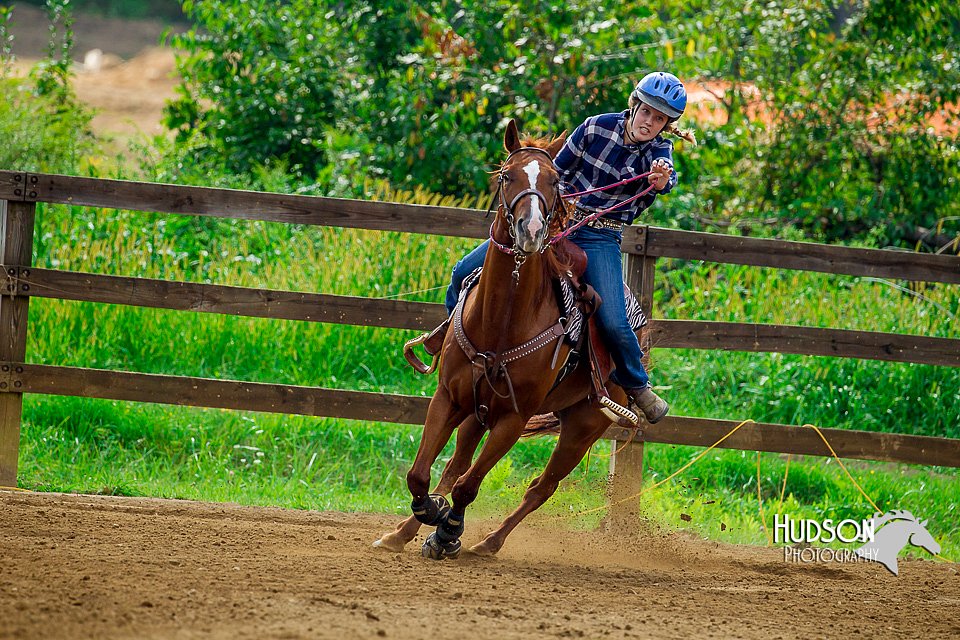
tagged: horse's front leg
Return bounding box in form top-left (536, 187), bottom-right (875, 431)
top-left (373, 415), bottom-right (485, 552)
top-left (404, 386), bottom-right (471, 524)
top-left (470, 401), bottom-right (610, 557)
top-left (422, 414), bottom-right (527, 560)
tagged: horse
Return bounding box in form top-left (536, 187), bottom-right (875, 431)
top-left (374, 119), bottom-right (639, 559)
top-left (855, 510), bottom-right (940, 575)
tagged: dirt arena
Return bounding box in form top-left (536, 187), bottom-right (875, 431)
top-left (1, 491), bottom-right (957, 640)
top-left (4, 9), bottom-right (959, 638)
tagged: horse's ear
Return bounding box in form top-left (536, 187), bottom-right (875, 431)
top-left (504, 119), bottom-right (521, 153)
top-left (546, 130), bottom-right (567, 158)
top-left (921, 519), bottom-right (928, 527)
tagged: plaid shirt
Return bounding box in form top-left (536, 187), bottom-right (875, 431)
top-left (554, 111), bottom-right (677, 225)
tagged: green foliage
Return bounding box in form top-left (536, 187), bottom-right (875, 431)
top-left (165, 0), bottom-right (356, 178)
top-left (0, 6), bottom-right (13, 77)
top-left (360, 1), bottom-right (655, 191)
top-left (0, 1), bottom-right (95, 173)
top-left (166, 0), bottom-right (959, 246)
top-left (657, 0), bottom-right (960, 245)
top-left (167, 1), bottom-right (670, 191)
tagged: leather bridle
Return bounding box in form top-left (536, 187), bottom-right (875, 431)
top-left (487, 146), bottom-right (565, 258)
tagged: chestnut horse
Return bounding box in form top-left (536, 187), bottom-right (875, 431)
top-left (374, 119), bottom-right (636, 559)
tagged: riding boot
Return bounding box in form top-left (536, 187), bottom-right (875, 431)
top-left (421, 318), bottom-right (451, 356)
top-left (626, 385), bottom-right (669, 424)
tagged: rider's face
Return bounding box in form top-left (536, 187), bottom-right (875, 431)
top-left (628, 103), bottom-right (669, 142)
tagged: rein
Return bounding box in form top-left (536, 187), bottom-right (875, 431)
top-left (560, 171), bottom-right (651, 199)
top-left (488, 146), bottom-right (658, 251)
top-left (548, 180), bottom-right (656, 245)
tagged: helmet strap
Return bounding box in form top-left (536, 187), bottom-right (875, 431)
top-left (624, 104), bottom-right (642, 145)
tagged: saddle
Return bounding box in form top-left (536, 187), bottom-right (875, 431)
top-left (403, 241), bottom-right (646, 427)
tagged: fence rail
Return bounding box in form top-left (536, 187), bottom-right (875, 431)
top-left (1, 170), bottom-right (959, 492)
top-left (2, 362), bottom-right (956, 468)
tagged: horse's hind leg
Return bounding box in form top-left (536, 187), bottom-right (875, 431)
top-left (469, 402), bottom-right (610, 557)
top-left (374, 415), bottom-right (485, 552)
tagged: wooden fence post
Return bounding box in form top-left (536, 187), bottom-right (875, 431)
top-left (607, 226), bottom-right (657, 526)
top-left (0, 197), bottom-right (36, 487)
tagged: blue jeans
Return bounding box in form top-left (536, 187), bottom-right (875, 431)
top-left (445, 240), bottom-right (490, 314)
top-left (444, 228), bottom-right (649, 389)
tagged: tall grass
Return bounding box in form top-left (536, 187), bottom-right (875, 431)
top-left (18, 187), bottom-right (959, 562)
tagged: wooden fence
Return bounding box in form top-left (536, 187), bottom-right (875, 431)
top-left (2, 170), bottom-right (959, 508)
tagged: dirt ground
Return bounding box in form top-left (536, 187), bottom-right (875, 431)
top-left (1, 490), bottom-right (958, 640)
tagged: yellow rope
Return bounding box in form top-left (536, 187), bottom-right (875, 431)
top-left (588, 425), bottom-right (642, 459)
top-left (552, 419), bottom-right (755, 520)
top-left (777, 454), bottom-right (791, 513)
top-left (801, 423), bottom-right (880, 513)
top-left (0, 485), bottom-right (29, 492)
top-left (556, 417), bottom-right (954, 565)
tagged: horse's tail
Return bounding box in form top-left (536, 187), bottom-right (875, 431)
top-left (521, 412), bottom-right (561, 437)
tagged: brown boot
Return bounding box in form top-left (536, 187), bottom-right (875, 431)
top-left (626, 385), bottom-right (669, 424)
top-left (421, 318), bottom-right (450, 356)
top-left (403, 320), bottom-right (450, 374)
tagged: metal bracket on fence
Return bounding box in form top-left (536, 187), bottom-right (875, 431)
top-left (0, 362), bottom-right (24, 393)
top-left (0, 266), bottom-right (30, 298)
top-left (634, 225), bottom-right (649, 256)
top-left (9, 173), bottom-right (40, 202)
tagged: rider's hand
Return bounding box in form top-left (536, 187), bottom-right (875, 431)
top-left (648, 158), bottom-right (672, 191)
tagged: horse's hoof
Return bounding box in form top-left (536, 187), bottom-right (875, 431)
top-left (467, 540), bottom-right (499, 557)
top-left (372, 534), bottom-right (406, 553)
top-left (421, 532), bottom-right (461, 560)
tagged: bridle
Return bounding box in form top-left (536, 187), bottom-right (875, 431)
top-left (487, 146), bottom-right (566, 274)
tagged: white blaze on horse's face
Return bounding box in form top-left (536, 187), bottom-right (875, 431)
top-left (515, 158), bottom-right (548, 253)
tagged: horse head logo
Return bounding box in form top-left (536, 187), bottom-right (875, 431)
top-left (855, 510), bottom-right (940, 575)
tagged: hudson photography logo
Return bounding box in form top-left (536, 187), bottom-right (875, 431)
top-left (775, 509), bottom-right (941, 575)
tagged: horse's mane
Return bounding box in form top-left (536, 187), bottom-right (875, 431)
top-left (873, 510), bottom-right (919, 529)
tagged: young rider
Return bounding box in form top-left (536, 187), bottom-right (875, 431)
top-left (438, 71), bottom-right (689, 424)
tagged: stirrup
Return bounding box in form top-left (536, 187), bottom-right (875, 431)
top-left (598, 395), bottom-right (639, 427)
top-left (403, 333), bottom-right (440, 375)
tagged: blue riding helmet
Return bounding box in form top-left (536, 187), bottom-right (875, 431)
top-left (632, 72), bottom-right (687, 120)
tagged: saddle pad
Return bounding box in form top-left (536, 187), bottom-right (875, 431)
top-left (458, 267), bottom-right (647, 344)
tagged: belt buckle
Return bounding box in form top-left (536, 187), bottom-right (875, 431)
top-left (575, 207), bottom-right (621, 231)
top-left (592, 217), bottom-right (619, 231)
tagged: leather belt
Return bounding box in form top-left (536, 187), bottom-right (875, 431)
top-left (573, 207), bottom-right (624, 231)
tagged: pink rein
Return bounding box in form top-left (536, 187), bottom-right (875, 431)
top-left (490, 169), bottom-right (657, 253)
top-left (548, 171), bottom-right (654, 245)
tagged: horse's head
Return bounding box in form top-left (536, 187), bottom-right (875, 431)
top-left (909, 518), bottom-right (941, 556)
top-left (495, 119), bottom-right (567, 255)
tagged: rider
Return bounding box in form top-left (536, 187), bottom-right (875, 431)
top-left (434, 71), bottom-right (690, 424)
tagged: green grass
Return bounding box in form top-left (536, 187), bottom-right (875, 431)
top-left (15, 195), bottom-right (960, 564)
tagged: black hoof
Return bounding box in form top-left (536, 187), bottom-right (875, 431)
top-left (421, 532), bottom-right (461, 560)
top-left (412, 493), bottom-right (450, 526)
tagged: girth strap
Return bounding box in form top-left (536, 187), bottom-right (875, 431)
top-left (452, 292), bottom-right (566, 426)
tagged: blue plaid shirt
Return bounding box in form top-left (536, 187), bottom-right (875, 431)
top-left (554, 111), bottom-right (677, 225)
